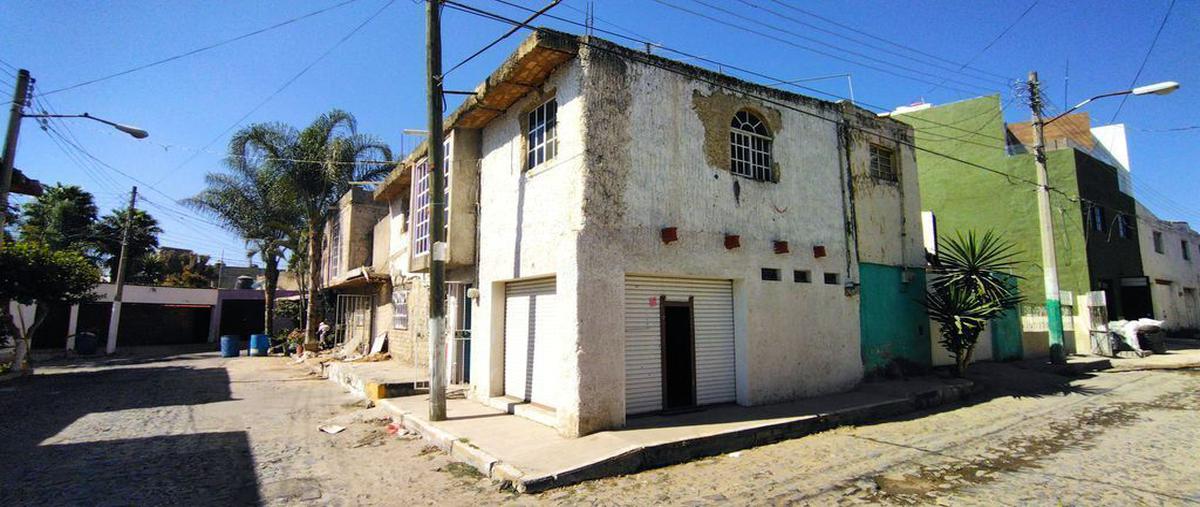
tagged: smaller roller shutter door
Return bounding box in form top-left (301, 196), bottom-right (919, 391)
top-left (624, 275), bottom-right (735, 414)
top-left (503, 278), bottom-right (559, 407)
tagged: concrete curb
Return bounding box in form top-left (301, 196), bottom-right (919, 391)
top-left (378, 380), bottom-right (976, 494)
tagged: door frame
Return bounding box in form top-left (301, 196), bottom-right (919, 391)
top-left (658, 295), bottom-right (697, 410)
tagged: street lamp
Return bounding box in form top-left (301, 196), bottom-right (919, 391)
top-left (1, 68), bottom-right (150, 242)
top-left (1045, 80), bottom-right (1180, 125)
top-left (1027, 72), bottom-right (1179, 365)
top-left (24, 112), bottom-right (150, 139)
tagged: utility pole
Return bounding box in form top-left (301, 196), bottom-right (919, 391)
top-left (426, 0), bottom-right (448, 421)
top-left (0, 69), bottom-right (31, 244)
top-left (1026, 71), bottom-right (1066, 365)
top-left (106, 186), bottom-right (138, 355)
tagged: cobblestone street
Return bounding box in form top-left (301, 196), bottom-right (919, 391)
top-left (1, 349), bottom-right (1197, 506)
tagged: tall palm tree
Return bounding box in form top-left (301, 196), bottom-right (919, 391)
top-left (183, 145), bottom-right (301, 336)
top-left (226, 110), bottom-right (394, 343)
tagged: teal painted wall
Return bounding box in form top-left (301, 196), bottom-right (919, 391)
top-left (990, 307), bottom-right (1023, 361)
top-left (860, 263), bottom-right (931, 371)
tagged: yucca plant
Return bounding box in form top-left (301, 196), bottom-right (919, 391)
top-left (926, 231), bottom-right (1023, 377)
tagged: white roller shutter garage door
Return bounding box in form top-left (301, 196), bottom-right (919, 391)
top-left (504, 277), bottom-right (559, 408)
top-left (625, 275), bottom-right (735, 415)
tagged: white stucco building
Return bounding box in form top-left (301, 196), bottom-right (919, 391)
top-left (1136, 203), bottom-right (1200, 332)
top-left (364, 31), bottom-right (922, 437)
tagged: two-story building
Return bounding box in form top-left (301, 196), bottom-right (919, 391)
top-left (361, 31), bottom-right (924, 437)
top-left (1136, 203), bottom-right (1200, 333)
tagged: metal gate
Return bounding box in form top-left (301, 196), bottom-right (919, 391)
top-left (335, 294), bottom-right (374, 355)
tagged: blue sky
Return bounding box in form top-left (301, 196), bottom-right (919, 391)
top-left (2, 0), bottom-right (1197, 265)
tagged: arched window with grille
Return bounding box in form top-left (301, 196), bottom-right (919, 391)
top-left (730, 110), bottom-right (773, 181)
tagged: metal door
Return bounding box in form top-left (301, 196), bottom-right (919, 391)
top-left (335, 294), bottom-right (373, 355)
top-left (503, 278), bottom-right (558, 407)
top-left (624, 275), bottom-right (735, 415)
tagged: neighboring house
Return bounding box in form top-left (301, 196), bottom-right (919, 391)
top-left (1136, 203), bottom-right (1200, 334)
top-left (319, 188), bottom-right (390, 352)
top-left (367, 30), bottom-right (925, 438)
top-left (894, 96), bottom-right (1149, 359)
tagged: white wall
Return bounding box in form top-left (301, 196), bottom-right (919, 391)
top-left (471, 58), bottom-right (587, 433)
top-left (93, 284), bottom-right (218, 305)
top-left (1137, 203), bottom-right (1200, 330)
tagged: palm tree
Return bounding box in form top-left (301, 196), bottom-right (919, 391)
top-left (226, 110), bottom-right (394, 343)
top-left (93, 208), bottom-right (162, 282)
top-left (183, 146), bottom-right (301, 336)
top-left (925, 231), bottom-right (1023, 377)
top-left (19, 183), bottom-right (99, 254)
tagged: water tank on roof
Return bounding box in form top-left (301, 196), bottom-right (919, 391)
top-left (235, 275), bottom-right (254, 289)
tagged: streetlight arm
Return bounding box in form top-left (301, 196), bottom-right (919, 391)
top-left (22, 112), bottom-right (148, 139)
top-left (1044, 81), bottom-right (1179, 125)
top-left (1044, 90), bottom-right (1131, 125)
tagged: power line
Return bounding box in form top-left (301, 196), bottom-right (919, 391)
top-left (1110, 0), bottom-right (1176, 123)
top-left (488, 0), bottom-right (1027, 149)
top-left (442, 1), bottom-right (1061, 198)
top-left (922, 0), bottom-right (1038, 96)
top-left (762, 0), bottom-right (1014, 82)
top-left (732, 0), bottom-right (1015, 88)
top-left (652, 0), bottom-right (999, 96)
top-left (39, 0), bottom-right (363, 96)
top-left (1138, 126), bottom-right (1200, 132)
top-left (154, 0), bottom-right (395, 183)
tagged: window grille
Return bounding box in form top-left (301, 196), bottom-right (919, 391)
top-left (526, 98), bottom-right (557, 169)
top-left (824, 273), bottom-right (840, 285)
top-left (869, 144), bottom-right (898, 181)
top-left (730, 110), bottom-right (773, 181)
top-left (794, 270), bottom-right (811, 283)
top-left (411, 158), bottom-right (431, 256)
top-left (329, 215), bottom-right (341, 277)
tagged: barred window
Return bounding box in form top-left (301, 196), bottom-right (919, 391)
top-left (730, 110), bottom-right (773, 181)
top-left (526, 98), bottom-right (557, 169)
top-left (411, 158), bottom-right (430, 256)
top-left (869, 144), bottom-right (898, 181)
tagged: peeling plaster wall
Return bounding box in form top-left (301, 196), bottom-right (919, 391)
top-left (575, 45), bottom-right (864, 424)
top-left (470, 59), bottom-right (587, 432)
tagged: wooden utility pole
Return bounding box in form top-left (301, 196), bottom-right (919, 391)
top-left (426, 0), bottom-right (448, 421)
top-left (106, 186), bottom-right (138, 355)
top-left (1026, 72), bottom-right (1066, 365)
top-left (0, 69), bottom-right (31, 244)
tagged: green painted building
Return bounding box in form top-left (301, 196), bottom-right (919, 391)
top-left (895, 96), bottom-right (1147, 357)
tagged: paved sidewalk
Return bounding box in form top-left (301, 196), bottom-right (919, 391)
top-left (377, 377), bottom-right (975, 492)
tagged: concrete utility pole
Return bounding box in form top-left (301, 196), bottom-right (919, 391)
top-left (1026, 71), bottom-right (1066, 365)
top-left (426, 0), bottom-right (448, 421)
top-left (0, 69), bottom-right (31, 244)
top-left (106, 186), bottom-right (138, 355)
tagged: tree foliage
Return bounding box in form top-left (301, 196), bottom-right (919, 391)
top-left (156, 250), bottom-right (217, 288)
top-left (1, 241), bottom-right (100, 371)
top-left (18, 184), bottom-right (99, 253)
top-left (223, 109), bottom-right (394, 340)
top-left (93, 208), bottom-right (162, 282)
top-left (925, 231), bottom-right (1023, 377)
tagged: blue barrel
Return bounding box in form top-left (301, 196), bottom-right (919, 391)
top-left (74, 332), bottom-right (99, 355)
top-left (249, 334), bottom-right (270, 356)
top-left (220, 335), bottom-right (240, 357)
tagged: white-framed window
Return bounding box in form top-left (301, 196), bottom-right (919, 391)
top-left (443, 139), bottom-right (451, 235)
top-left (411, 158), bottom-right (431, 256)
top-left (869, 144), bottom-right (898, 182)
top-left (730, 110), bottom-right (773, 181)
top-left (526, 98), bottom-right (557, 169)
top-left (328, 215), bottom-right (341, 277)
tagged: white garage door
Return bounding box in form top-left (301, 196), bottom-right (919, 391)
top-left (504, 277), bottom-right (559, 408)
top-left (625, 275), bottom-right (735, 414)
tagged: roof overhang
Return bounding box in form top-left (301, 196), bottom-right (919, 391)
top-left (325, 267), bottom-right (390, 290)
top-left (375, 29), bottom-right (579, 202)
